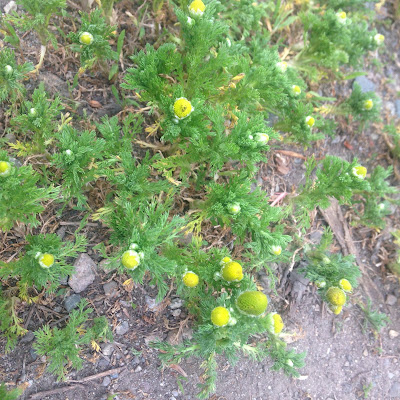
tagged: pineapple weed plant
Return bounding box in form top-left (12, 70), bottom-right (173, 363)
top-left (0, 0), bottom-right (398, 397)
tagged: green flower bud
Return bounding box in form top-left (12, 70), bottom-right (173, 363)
top-left (236, 291), bottom-right (268, 317)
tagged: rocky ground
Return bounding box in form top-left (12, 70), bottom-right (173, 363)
top-left (1, 1), bottom-right (400, 400)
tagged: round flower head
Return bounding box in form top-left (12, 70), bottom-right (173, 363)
top-left (188, 0), bottom-right (206, 16)
top-left (305, 116), bottom-right (315, 127)
top-left (276, 61), bottom-right (288, 73)
top-left (4, 65), bottom-right (13, 75)
top-left (121, 250), bottom-right (141, 270)
top-left (352, 165), bottom-right (367, 180)
top-left (329, 304), bottom-right (343, 315)
top-left (29, 108), bottom-right (37, 117)
top-left (271, 245), bottom-right (282, 256)
top-left (183, 271), bottom-right (199, 288)
top-left (220, 256), bottom-right (231, 266)
top-left (363, 99), bottom-right (373, 110)
top-left (227, 203), bottom-right (241, 215)
top-left (326, 286), bottom-right (346, 306)
top-left (173, 98), bottom-right (194, 120)
top-left (211, 306), bottom-right (230, 327)
top-left (80, 32), bottom-right (94, 45)
top-left (339, 278), bottom-right (352, 292)
top-left (378, 203), bottom-right (385, 210)
top-left (221, 261), bottom-right (243, 282)
top-left (337, 11), bottom-right (347, 23)
top-left (65, 149), bottom-right (73, 156)
top-left (255, 133), bottom-right (269, 145)
top-left (286, 359), bottom-right (294, 367)
top-left (0, 161), bottom-right (12, 177)
top-left (315, 280), bottom-right (326, 289)
top-left (374, 33), bottom-right (384, 45)
top-left (38, 253), bottom-right (55, 269)
top-left (292, 85), bottom-right (301, 96)
top-left (272, 313), bottom-right (284, 334)
top-left (187, 16), bottom-right (193, 25)
top-left (236, 291), bottom-right (268, 317)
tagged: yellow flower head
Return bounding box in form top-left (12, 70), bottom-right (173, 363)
top-left (352, 165), bottom-right (367, 180)
top-left (363, 99), bottom-right (373, 110)
top-left (173, 97), bottom-right (194, 120)
top-left (183, 271), bottom-right (199, 288)
top-left (374, 34), bottom-right (384, 45)
top-left (227, 203), bottom-right (241, 215)
top-left (306, 116), bottom-right (315, 127)
top-left (272, 313), bottom-right (284, 334)
top-left (326, 286), bottom-right (346, 306)
top-left (292, 85), bottom-right (301, 96)
top-left (38, 253), bottom-right (55, 269)
top-left (188, 0), bottom-right (206, 16)
top-left (337, 11), bottom-right (346, 22)
top-left (0, 161), bottom-right (12, 177)
top-left (276, 61), bottom-right (288, 73)
top-left (80, 32), bottom-right (94, 45)
top-left (220, 256), bottom-right (232, 265)
top-left (211, 306), bottom-right (230, 327)
top-left (339, 278), bottom-right (352, 292)
top-left (271, 245), bottom-right (282, 256)
top-left (236, 291), bottom-right (268, 316)
top-left (221, 261), bottom-right (243, 282)
top-left (329, 304), bottom-right (343, 315)
top-left (121, 250), bottom-right (141, 270)
top-left (255, 133), bottom-right (269, 145)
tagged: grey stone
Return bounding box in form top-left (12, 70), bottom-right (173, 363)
top-left (170, 397), bottom-right (176, 400)
top-left (4, 1), bottom-right (17, 13)
top-left (4, 132), bottom-right (16, 144)
top-left (132, 356), bottom-right (140, 366)
top-left (134, 366), bottom-right (142, 372)
top-left (182, 327), bottom-right (193, 341)
top-left (29, 348), bottom-right (38, 361)
top-left (386, 294), bottom-right (397, 306)
top-left (354, 76), bottom-right (375, 93)
top-left (98, 358), bottom-right (110, 368)
top-left (395, 100), bottom-right (400, 118)
top-left (370, 133), bottom-right (379, 141)
top-left (103, 281), bottom-right (118, 297)
top-left (102, 376), bottom-right (111, 386)
top-left (145, 296), bottom-right (161, 311)
top-left (20, 331), bottom-right (35, 343)
top-left (68, 254), bottom-right (96, 293)
top-left (59, 275), bottom-right (68, 285)
top-left (385, 101), bottom-right (396, 116)
top-left (171, 309), bottom-right (181, 317)
top-left (102, 343), bottom-right (114, 357)
top-left (56, 226), bottom-right (67, 240)
top-left (172, 390), bottom-right (179, 397)
top-left (309, 230), bottom-right (323, 244)
top-left (389, 382), bottom-right (400, 397)
top-left (169, 298), bottom-right (184, 310)
top-left (64, 294), bottom-right (81, 312)
top-left (116, 321), bottom-right (129, 336)
top-left (144, 333), bottom-right (162, 345)
top-left (389, 372), bottom-right (395, 379)
top-left (110, 373), bottom-right (119, 379)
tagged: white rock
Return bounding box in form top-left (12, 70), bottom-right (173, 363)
top-left (68, 253), bottom-right (96, 293)
top-left (4, 1), bottom-right (17, 14)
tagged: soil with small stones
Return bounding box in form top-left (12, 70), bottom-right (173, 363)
top-left (1, 1), bottom-right (400, 400)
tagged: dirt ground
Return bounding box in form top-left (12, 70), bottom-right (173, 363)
top-left (1, 1), bottom-right (400, 400)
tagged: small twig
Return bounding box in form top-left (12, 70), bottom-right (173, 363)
top-left (59, 221), bottom-right (99, 227)
top-left (67, 366), bottom-right (126, 383)
top-left (270, 192), bottom-right (288, 207)
top-left (275, 150), bottom-right (307, 160)
top-left (29, 384), bottom-right (85, 399)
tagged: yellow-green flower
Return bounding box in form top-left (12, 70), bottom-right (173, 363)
top-left (352, 165), bottom-right (367, 179)
top-left (236, 291), bottom-right (268, 316)
top-left (173, 97), bottom-right (194, 120)
top-left (183, 271), bottom-right (199, 288)
top-left (211, 306), bottom-right (230, 327)
top-left (80, 32), bottom-right (94, 45)
top-left (276, 61), bottom-right (288, 73)
top-left (188, 0), bottom-right (206, 16)
top-left (272, 313), bottom-right (284, 334)
top-left (255, 132), bottom-right (269, 145)
top-left (221, 261), bottom-right (243, 282)
top-left (121, 250), bottom-right (141, 270)
top-left (337, 11), bottom-right (347, 23)
top-left (38, 253), bottom-right (55, 269)
top-left (329, 304), bottom-right (343, 315)
top-left (220, 256), bottom-right (231, 265)
top-left (326, 286), bottom-right (346, 306)
top-left (339, 278), bottom-right (352, 292)
top-left (0, 161), bottom-right (12, 177)
top-left (227, 203), bottom-right (241, 215)
top-left (4, 65), bottom-right (13, 75)
top-left (306, 116), bottom-right (315, 127)
top-left (271, 245), bottom-right (282, 256)
top-left (374, 34), bottom-right (384, 45)
top-left (292, 85), bottom-right (301, 96)
top-left (363, 99), bottom-right (373, 110)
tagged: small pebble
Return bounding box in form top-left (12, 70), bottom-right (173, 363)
top-left (134, 366), bottom-right (142, 372)
top-left (102, 376), bottom-right (111, 386)
top-left (116, 321), bottom-right (129, 336)
top-left (64, 294), bottom-right (81, 312)
top-left (110, 373), bottom-right (119, 379)
top-left (386, 294), bottom-right (397, 306)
